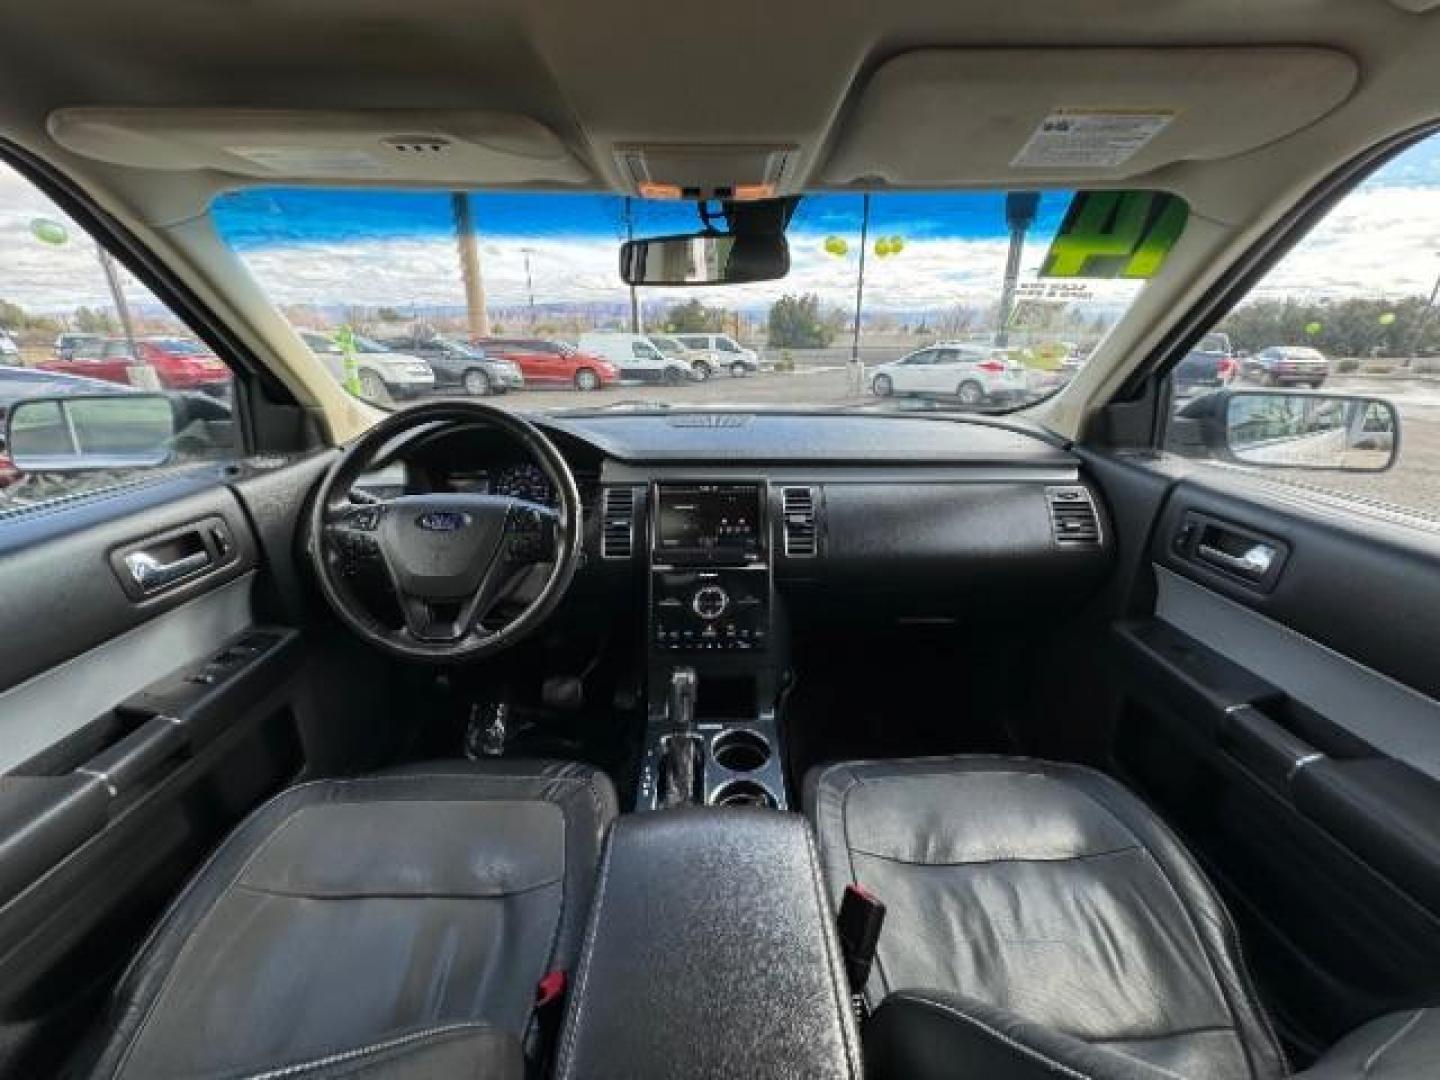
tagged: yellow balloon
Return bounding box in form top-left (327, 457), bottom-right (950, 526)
top-left (823, 236), bottom-right (848, 257)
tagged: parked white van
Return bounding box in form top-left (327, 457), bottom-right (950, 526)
top-left (577, 333), bottom-right (692, 384)
top-left (673, 333), bottom-right (762, 377)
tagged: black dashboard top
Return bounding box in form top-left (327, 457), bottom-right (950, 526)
top-left (537, 411), bottom-right (1073, 466)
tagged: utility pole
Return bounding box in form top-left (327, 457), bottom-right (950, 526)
top-left (452, 193), bottom-right (491, 339)
top-left (95, 247), bottom-right (140, 362)
top-left (625, 198), bottom-right (641, 333)
top-left (848, 193), bottom-right (871, 392)
top-left (996, 192), bottom-right (1040, 348)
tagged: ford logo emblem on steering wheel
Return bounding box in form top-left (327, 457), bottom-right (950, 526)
top-left (416, 510), bottom-right (470, 532)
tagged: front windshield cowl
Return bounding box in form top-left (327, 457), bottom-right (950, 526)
top-left (213, 187), bottom-right (1177, 416)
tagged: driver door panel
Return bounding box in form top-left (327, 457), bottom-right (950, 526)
top-left (0, 467), bottom-right (324, 1075)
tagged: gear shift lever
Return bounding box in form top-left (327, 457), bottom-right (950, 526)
top-left (668, 666), bottom-right (697, 735)
top-left (659, 667), bottom-right (699, 807)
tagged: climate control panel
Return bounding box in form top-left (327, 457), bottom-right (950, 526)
top-left (651, 567), bottom-right (769, 652)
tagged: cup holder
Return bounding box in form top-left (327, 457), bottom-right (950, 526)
top-left (711, 729), bottom-right (771, 773)
top-left (711, 779), bottom-right (777, 809)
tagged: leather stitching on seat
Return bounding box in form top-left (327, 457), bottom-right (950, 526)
top-left (1361, 1009), bottom-right (1425, 1075)
top-left (235, 1021), bottom-right (501, 1079)
top-left (231, 876), bottom-right (566, 901)
top-left (801, 820), bottom-right (865, 1078)
top-left (845, 843), bottom-right (1143, 868)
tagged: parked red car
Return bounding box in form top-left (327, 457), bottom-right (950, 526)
top-left (472, 337), bottom-right (618, 391)
top-left (40, 336), bottom-right (230, 394)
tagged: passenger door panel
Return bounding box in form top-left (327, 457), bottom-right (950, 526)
top-left (1094, 460), bottom-right (1440, 1053)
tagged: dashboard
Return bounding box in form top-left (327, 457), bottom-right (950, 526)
top-left (354, 411), bottom-right (1113, 623)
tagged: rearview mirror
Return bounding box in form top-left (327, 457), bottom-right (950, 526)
top-left (1221, 390), bottom-right (1399, 471)
top-left (619, 231), bottom-right (789, 286)
top-left (6, 394), bottom-right (177, 473)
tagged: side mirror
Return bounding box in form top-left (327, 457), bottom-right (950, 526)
top-left (620, 231), bottom-right (789, 286)
top-left (1181, 389), bottom-right (1400, 472)
top-left (5, 393), bottom-right (177, 473)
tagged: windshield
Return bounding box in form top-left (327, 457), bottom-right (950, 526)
top-left (212, 189), bottom-right (1179, 413)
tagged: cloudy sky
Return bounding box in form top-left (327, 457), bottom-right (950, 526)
top-left (4, 135), bottom-right (1440, 322)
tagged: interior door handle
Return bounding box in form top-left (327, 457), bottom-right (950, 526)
top-left (1195, 542), bottom-right (1276, 580)
top-left (123, 549), bottom-right (212, 593)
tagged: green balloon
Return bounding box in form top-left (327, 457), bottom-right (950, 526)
top-left (1379, 311), bottom-right (1397, 326)
top-left (889, 236), bottom-right (905, 254)
top-left (1304, 321), bottom-right (1323, 335)
top-left (874, 239), bottom-right (892, 257)
top-left (823, 236), bottom-right (848, 257)
top-left (29, 218), bottom-right (68, 246)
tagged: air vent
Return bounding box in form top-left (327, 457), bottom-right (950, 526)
top-left (781, 487), bottom-right (818, 557)
top-left (1046, 486), bottom-right (1101, 547)
top-left (600, 486), bottom-right (637, 559)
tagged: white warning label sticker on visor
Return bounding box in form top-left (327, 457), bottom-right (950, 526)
top-left (1011, 109), bottom-right (1175, 169)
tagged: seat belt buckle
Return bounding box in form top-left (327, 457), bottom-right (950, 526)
top-left (837, 883), bottom-right (885, 1019)
top-left (534, 969), bottom-right (568, 1069)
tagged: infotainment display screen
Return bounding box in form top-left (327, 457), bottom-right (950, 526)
top-left (654, 483), bottom-right (763, 564)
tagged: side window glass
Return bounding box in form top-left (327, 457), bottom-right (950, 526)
top-left (1163, 134), bottom-right (1440, 520)
top-left (0, 161), bottom-right (236, 510)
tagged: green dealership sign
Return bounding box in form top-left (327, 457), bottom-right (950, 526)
top-left (1040, 191), bottom-right (1188, 280)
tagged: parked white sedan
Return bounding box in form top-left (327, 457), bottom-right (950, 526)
top-left (869, 344), bottom-right (1028, 406)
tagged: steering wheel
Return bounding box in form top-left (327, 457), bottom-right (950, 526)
top-left (307, 401), bottom-right (583, 662)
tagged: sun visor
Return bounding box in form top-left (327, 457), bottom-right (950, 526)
top-left (47, 109), bottom-right (591, 185)
top-left (822, 48), bottom-right (1359, 186)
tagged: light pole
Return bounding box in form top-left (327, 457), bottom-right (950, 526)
top-left (996, 192), bottom-right (1040, 348)
top-left (521, 248), bottom-right (538, 331)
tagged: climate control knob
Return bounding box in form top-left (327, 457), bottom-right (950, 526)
top-left (691, 585), bottom-right (730, 620)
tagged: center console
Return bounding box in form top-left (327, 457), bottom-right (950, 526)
top-left (637, 481), bottom-right (788, 811)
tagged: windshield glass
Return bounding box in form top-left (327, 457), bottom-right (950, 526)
top-left (212, 189), bottom-right (1179, 413)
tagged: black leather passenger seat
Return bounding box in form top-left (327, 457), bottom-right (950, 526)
top-left (806, 756), bottom-right (1287, 1080)
top-left (72, 760), bottom-right (616, 1080)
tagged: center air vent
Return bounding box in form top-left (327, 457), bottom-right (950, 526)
top-left (781, 487), bottom-right (818, 557)
top-left (1046, 486), bottom-right (1101, 547)
top-left (600, 486), bottom-right (637, 559)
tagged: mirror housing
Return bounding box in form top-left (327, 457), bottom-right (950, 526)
top-left (1175, 389), bottom-right (1400, 472)
top-left (619, 230), bottom-right (789, 286)
top-left (5, 393), bottom-right (178, 473)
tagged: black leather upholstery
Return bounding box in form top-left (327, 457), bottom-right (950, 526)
top-left (806, 756), bottom-right (1287, 1080)
top-left (1296, 1008), bottom-right (1440, 1080)
top-left (74, 760), bottom-right (616, 1080)
top-left (865, 989), bottom-right (1188, 1080)
top-left (554, 808), bottom-right (863, 1080)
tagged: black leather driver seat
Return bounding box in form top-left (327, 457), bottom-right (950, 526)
top-left (805, 756), bottom-right (1287, 1080)
top-left (74, 760), bottom-right (617, 1080)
